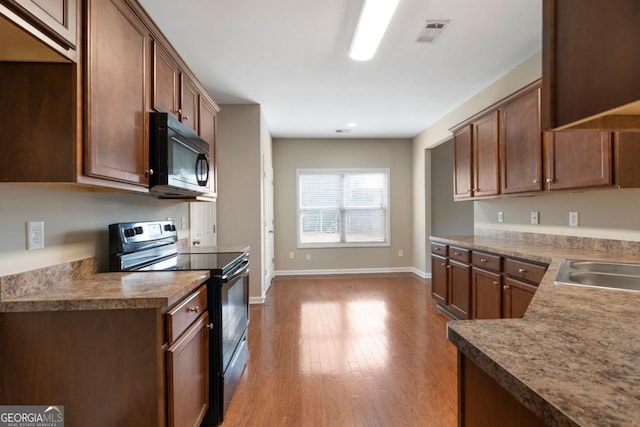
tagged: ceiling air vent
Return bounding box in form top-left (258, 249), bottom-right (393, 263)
top-left (416, 20), bottom-right (450, 43)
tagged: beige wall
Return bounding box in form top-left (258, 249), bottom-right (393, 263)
top-left (216, 104), bottom-right (265, 299)
top-left (0, 184), bottom-right (189, 275)
top-left (412, 51), bottom-right (542, 274)
top-left (273, 138), bottom-right (413, 274)
top-left (475, 190), bottom-right (640, 240)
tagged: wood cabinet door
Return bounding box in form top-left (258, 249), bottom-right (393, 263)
top-left (500, 87), bottom-right (543, 194)
top-left (180, 74), bottom-right (199, 133)
top-left (473, 111), bottom-right (500, 197)
top-left (453, 125), bottom-right (473, 199)
top-left (542, 0), bottom-right (640, 129)
top-left (5, 0), bottom-right (77, 49)
top-left (167, 312), bottom-right (209, 427)
top-left (85, 0), bottom-right (150, 186)
top-left (471, 268), bottom-right (501, 319)
top-left (544, 130), bottom-right (612, 190)
top-left (153, 40), bottom-right (179, 116)
top-left (431, 254), bottom-right (448, 305)
top-left (449, 260), bottom-right (471, 319)
top-left (502, 277), bottom-right (537, 319)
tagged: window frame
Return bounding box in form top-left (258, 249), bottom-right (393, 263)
top-left (296, 168), bottom-right (391, 249)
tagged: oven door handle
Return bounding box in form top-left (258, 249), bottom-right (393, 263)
top-left (222, 259), bottom-right (249, 282)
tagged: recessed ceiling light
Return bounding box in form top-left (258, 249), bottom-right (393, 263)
top-left (347, 122), bottom-right (358, 127)
top-left (348, 0), bottom-right (400, 61)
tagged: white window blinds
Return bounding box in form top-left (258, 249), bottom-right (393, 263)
top-left (297, 169), bottom-right (390, 247)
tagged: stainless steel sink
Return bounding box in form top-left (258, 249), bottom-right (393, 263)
top-left (555, 259), bottom-right (640, 292)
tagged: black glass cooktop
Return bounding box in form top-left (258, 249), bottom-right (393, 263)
top-left (137, 252), bottom-right (245, 273)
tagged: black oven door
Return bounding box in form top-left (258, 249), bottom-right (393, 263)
top-left (220, 259), bottom-right (249, 373)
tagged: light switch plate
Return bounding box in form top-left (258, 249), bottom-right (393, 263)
top-left (498, 212), bottom-right (504, 223)
top-left (530, 211), bottom-right (539, 225)
top-left (569, 211), bottom-right (579, 227)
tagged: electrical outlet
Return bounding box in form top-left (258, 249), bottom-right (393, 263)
top-left (530, 211), bottom-right (539, 225)
top-left (306, 254), bottom-right (311, 261)
top-left (27, 221), bottom-right (45, 250)
top-left (498, 212), bottom-right (504, 223)
top-left (289, 252), bottom-right (295, 259)
top-left (569, 211), bottom-right (579, 227)
top-left (398, 249), bottom-right (404, 257)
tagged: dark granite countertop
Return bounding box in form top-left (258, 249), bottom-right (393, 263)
top-left (431, 234), bottom-right (640, 426)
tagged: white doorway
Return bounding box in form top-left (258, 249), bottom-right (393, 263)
top-left (189, 201), bottom-right (217, 247)
top-left (263, 161), bottom-right (274, 296)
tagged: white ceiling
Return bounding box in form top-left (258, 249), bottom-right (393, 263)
top-left (138, 0), bottom-right (541, 139)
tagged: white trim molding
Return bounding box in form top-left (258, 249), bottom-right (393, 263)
top-left (275, 267), bottom-right (420, 276)
top-left (249, 296), bottom-right (266, 305)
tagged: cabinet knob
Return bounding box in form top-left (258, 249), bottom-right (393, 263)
top-left (492, 281), bottom-right (500, 286)
top-left (480, 258), bottom-right (487, 263)
top-left (183, 115), bottom-right (190, 121)
top-left (207, 323), bottom-right (214, 330)
top-left (441, 262), bottom-right (446, 267)
top-left (467, 189), bottom-right (471, 193)
top-left (503, 285), bottom-right (510, 290)
top-left (546, 178), bottom-right (553, 183)
top-left (533, 179), bottom-right (540, 184)
top-left (145, 169), bottom-right (154, 177)
top-left (518, 268), bottom-right (527, 273)
top-left (186, 306), bottom-right (200, 313)
top-left (446, 265), bottom-right (451, 269)
top-left (435, 247), bottom-right (441, 251)
top-left (454, 252), bottom-right (460, 256)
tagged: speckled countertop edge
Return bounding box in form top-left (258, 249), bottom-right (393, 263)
top-left (0, 269), bottom-right (210, 313)
top-left (432, 234), bottom-right (640, 427)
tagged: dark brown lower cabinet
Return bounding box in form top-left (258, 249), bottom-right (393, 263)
top-left (431, 254), bottom-right (449, 305)
top-left (471, 268), bottom-right (501, 319)
top-left (459, 352), bottom-right (546, 427)
top-left (449, 260), bottom-right (471, 319)
top-left (502, 277), bottom-right (537, 319)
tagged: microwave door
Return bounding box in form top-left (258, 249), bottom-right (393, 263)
top-left (169, 136), bottom-right (205, 189)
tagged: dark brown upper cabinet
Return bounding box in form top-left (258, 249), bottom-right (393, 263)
top-left (500, 83), bottom-right (542, 194)
top-left (542, 0), bottom-right (640, 130)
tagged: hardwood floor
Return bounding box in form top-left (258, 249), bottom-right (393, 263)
top-left (223, 274), bottom-right (458, 427)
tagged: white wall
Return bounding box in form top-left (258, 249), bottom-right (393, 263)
top-left (0, 184), bottom-right (189, 275)
top-left (273, 138), bottom-right (414, 274)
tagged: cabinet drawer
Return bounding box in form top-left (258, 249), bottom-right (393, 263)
top-left (472, 251), bottom-right (501, 272)
top-left (166, 284), bottom-right (208, 344)
top-left (431, 242), bottom-right (448, 256)
top-left (503, 259), bottom-right (547, 284)
top-left (449, 246), bottom-right (470, 263)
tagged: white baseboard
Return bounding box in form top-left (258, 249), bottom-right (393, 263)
top-left (412, 268), bottom-right (430, 279)
top-left (249, 296), bottom-right (266, 305)
top-left (274, 267), bottom-right (420, 276)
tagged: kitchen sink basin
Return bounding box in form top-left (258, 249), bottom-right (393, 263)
top-left (555, 259), bottom-right (640, 292)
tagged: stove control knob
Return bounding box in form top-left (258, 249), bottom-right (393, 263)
top-left (170, 224), bottom-right (176, 231)
top-left (134, 226), bottom-right (143, 235)
top-left (164, 224), bottom-right (171, 231)
top-left (124, 228), bottom-right (135, 238)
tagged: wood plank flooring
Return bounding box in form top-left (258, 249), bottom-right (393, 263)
top-left (222, 274), bottom-right (457, 427)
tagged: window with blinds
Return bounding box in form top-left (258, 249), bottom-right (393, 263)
top-left (297, 168), bottom-right (390, 247)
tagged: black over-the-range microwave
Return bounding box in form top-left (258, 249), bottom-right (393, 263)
top-left (149, 112), bottom-right (211, 198)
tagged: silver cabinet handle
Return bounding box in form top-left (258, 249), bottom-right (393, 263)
top-left (480, 258), bottom-right (487, 263)
top-left (546, 178), bottom-right (553, 183)
top-left (183, 115), bottom-right (190, 121)
top-left (145, 169), bottom-right (154, 176)
top-left (186, 307), bottom-right (200, 313)
top-left (446, 265), bottom-right (451, 269)
top-left (533, 179), bottom-right (540, 184)
top-left (454, 252), bottom-right (460, 256)
top-left (207, 323), bottom-right (214, 330)
top-left (492, 281), bottom-right (500, 286)
top-left (503, 285), bottom-right (510, 290)
top-left (441, 263), bottom-right (446, 267)
top-left (518, 268), bottom-right (527, 273)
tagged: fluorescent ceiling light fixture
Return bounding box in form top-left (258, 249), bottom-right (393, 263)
top-left (349, 0), bottom-right (400, 61)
